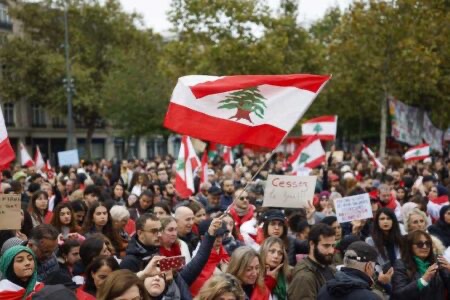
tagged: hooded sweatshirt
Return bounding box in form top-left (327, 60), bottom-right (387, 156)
top-left (318, 267), bottom-right (380, 300)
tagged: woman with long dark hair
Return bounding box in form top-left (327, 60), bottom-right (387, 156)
top-left (50, 202), bottom-right (81, 235)
top-left (81, 202), bottom-right (124, 257)
top-left (111, 182), bottom-right (128, 206)
top-left (366, 207), bottom-right (403, 267)
top-left (128, 190), bottom-right (154, 221)
top-left (391, 230), bottom-right (450, 299)
top-left (70, 200), bottom-right (88, 227)
top-left (76, 256), bottom-right (119, 300)
top-left (28, 191), bottom-right (50, 227)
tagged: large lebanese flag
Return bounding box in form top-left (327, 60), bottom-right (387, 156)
top-left (288, 137), bottom-right (325, 173)
top-left (0, 106), bottom-right (15, 169)
top-left (19, 143), bottom-right (34, 167)
top-left (175, 136), bottom-right (200, 198)
top-left (164, 74), bottom-right (330, 149)
top-left (302, 115), bottom-right (337, 141)
top-left (362, 144), bottom-right (384, 170)
top-left (404, 144), bottom-right (430, 162)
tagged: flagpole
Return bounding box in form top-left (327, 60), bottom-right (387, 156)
top-left (224, 149), bottom-right (276, 214)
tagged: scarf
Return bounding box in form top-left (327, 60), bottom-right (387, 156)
top-left (0, 246), bottom-right (38, 298)
top-left (159, 242), bottom-right (181, 257)
top-left (273, 272), bottom-right (287, 300)
top-left (379, 194), bottom-right (397, 211)
top-left (234, 206), bottom-right (250, 217)
top-left (229, 205), bottom-right (255, 228)
top-left (189, 244), bottom-right (230, 296)
top-left (414, 256), bottom-right (430, 276)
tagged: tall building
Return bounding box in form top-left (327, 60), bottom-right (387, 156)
top-left (0, 1), bottom-right (170, 165)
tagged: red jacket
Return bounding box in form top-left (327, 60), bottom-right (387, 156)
top-left (76, 286), bottom-right (96, 300)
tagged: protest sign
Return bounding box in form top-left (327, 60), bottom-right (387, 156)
top-left (326, 151), bottom-right (344, 163)
top-left (334, 193), bottom-right (372, 223)
top-left (58, 149), bottom-right (79, 166)
top-left (0, 194), bottom-right (21, 230)
top-left (263, 175), bottom-right (317, 208)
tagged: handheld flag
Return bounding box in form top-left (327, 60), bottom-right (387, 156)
top-left (222, 146), bottom-right (234, 165)
top-left (0, 106), bottom-right (15, 170)
top-left (20, 143), bottom-right (34, 167)
top-left (301, 115), bottom-right (337, 141)
top-left (34, 146), bottom-right (45, 170)
top-left (404, 144), bottom-right (430, 162)
top-left (362, 144), bottom-right (384, 170)
top-left (164, 74), bottom-right (330, 149)
top-left (288, 137), bottom-right (325, 174)
top-left (175, 136), bottom-right (200, 198)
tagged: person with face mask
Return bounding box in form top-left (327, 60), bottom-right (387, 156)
top-left (288, 223), bottom-right (336, 299)
top-left (318, 241), bottom-right (382, 300)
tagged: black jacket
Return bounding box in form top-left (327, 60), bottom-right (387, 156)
top-left (428, 220), bottom-right (450, 248)
top-left (178, 232), bottom-right (199, 256)
top-left (318, 267), bottom-right (381, 300)
top-left (120, 234), bottom-right (159, 272)
top-left (287, 236), bottom-right (308, 266)
top-left (391, 259), bottom-right (450, 300)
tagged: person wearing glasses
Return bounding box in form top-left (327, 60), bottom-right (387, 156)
top-left (318, 241), bottom-right (382, 300)
top-left (120, 214), bottom-right (162, 274)
top-left (228, 189), bottom-right (255, 236)
top-left (391, 230), bottom-right (450, 300)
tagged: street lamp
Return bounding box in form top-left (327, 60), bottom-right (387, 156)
top-left (63, 0), bottom-right (76, 150)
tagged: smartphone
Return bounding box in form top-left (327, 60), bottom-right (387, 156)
top-left (382, 262), bottom-right (392, 274)
top-left (159, 256), bottom-right (185, 272)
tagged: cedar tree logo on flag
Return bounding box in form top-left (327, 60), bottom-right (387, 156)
top-left (313, 124), bottom-right (323, 134)
top-left (299, 153), bottom-right (310, 164)
top-left (218, 87), bottom-right (267, 124)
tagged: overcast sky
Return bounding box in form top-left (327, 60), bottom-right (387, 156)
top-left (119, 0), bottom-right (353, 33)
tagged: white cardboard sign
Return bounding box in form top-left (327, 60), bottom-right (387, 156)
top-left (0, 194), bottom-right (21, 230)
top-left (58, 149), bottom-right (79, 166)
top-left (334, 193), bottom-right (373, 223)
top-left (263, 175), bottom-right (317, 208)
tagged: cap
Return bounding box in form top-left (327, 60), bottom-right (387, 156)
top-left (208, 186), bottom-right (222, 196)
top-left (1, 237), bottom-right (23, 255)
top-left (198, 219), bottom-right (229, 237)
top-left (345, 241), bottom-right (378, 263)
top-left (319, 191), bottom-right (330, 199)
top-left (12, 171), bottom-right (27, 181)
top-left (262, 209), bottom-right (285, 223)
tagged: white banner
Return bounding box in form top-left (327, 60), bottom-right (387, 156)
top-left (334, 193), bottom-right (373, 223)
top-left (263, 175), bottom-right (317, 208)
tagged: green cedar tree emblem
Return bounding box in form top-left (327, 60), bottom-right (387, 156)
top-left (176, 159), bottom-right (185, 171)
top-left (218, 87), bottom-right (267, 124)
top-left (414, 150), bottom-right (421, 156)
top-left (313, 124), bottom-right (323, 134)
top-left (299, 153), bottom-right (310, 164)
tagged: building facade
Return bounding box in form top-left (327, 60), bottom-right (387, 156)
top-left (0, 1), bottom-right (171, 165)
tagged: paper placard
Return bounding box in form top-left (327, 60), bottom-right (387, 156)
top-left (334, 193), bottom-right (373, 223)
top-left (58, 149), bottom-right (79, 166)
top-left (326, 151), bottom-right (344, 163)
top-left (263, 175), bottom-right (317, 208)
top-left (0, 194), bottom-right (22, 230)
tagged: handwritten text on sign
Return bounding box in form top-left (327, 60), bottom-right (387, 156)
top-left (263, 175), bottom-right (317, 208)
top-left (334, 193), bottom-right (373, 223)
top-left (0, 194), bottom-right (21, 230)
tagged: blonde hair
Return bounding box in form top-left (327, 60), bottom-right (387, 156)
top-left (195, 273), bottom-right (245, 300)
top-left (226, 246), bottom-right (265, 292)
top-left (405, 208), bottom-right (428, 233)
top-left (260, 237), bottom-right (289, 277)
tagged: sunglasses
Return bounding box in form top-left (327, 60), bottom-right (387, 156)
top-left (239, 196), bottom-right (249, 201)
top-left (414, 241), bottom-right (432, 249)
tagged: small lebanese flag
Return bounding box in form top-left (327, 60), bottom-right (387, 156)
top-left (223, 146), bottom-right (234, 165)
top-left (0, 106), bottom-right (15, 170)
top-left (200, 150), bottom-right (208, 184)
top-left (175, 136), bottom-right (200, 198)
top-left (288, 137), bottom-right (325, 174)
top-left (302, 115), bottom-right (337, 141)
top-left (34, 145), bottom-right (45, 170)
top-left (20, 142), bottom-right (34, 167)
top-left (45, 160), bottom-right (55, 179)
top-left (164, 74), bottom-right (330, 149)
top-left (362, 144), bottom-right (384, 170)
top-left (404, 144), bottom-right (430, 162)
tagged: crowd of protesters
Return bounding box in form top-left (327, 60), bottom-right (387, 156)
top-left (0, 145), bottom-right (450, 299)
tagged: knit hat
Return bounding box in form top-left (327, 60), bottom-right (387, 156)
top-left (345, 241), bottom-right (378, 263)
top-left (1, 237), bottom-right (24, 256)
top-left (12, 171), bottom-right (27, 181)
top-left (0, 245), bottom-right (38, 297)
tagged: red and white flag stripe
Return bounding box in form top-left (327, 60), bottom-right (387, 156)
top-left (301, 115), bottom-right (337, 141)
top-left (175, 136), bottom-right (200, 198)
top-left (34, 146), bottom-right (45, 170)
top-left (164, 74), bottom-right (330, 149)
top-left (404, 144), bottom-right (430, 162)
top-left (0, 106), bottom-right (15, 169)
top-left (288, 137), bottom-right (325, 174)
top-left (222, 146), bottom-right (234, 165)
top-left (362, 144), bottom-right (384, 170)
top-left (20, 142), bottom-right (34, 167)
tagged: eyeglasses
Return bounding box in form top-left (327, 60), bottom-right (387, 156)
top-left (414, 241), bottom-right (431, 249)
top-left (141, 228), bottom-right (163, 234)
top-left (239, 196), bottom-right (249, 201)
